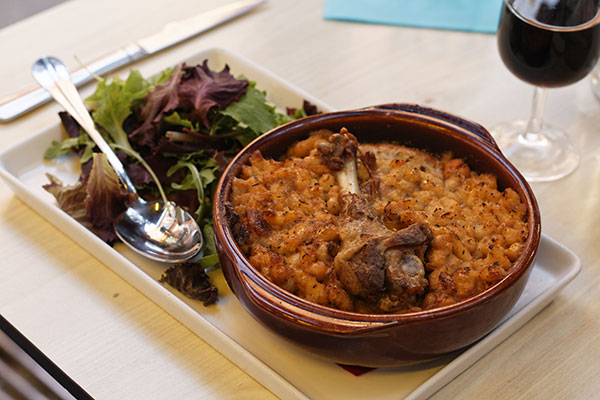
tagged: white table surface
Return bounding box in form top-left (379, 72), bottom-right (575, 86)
top-left (1, 1), bottom-right (599, 398)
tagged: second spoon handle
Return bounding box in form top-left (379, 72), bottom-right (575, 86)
top-left (31, 56), bottom-right (138, 195)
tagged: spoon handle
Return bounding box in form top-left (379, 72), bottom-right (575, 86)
top-left (31, 57), bottom-right (138, 195)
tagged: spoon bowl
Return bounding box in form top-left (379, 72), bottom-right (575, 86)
top-left (115, 200), bottom-right (203, 262)
top-left (32, 56), bottom-right (203, 263)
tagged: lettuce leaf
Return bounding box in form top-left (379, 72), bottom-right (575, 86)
top-left (163, 111), bottom-right (200, 131)
top-left (43, 174), bottom-right (88, 222)
top-left (85, 70), bottom-right (149, 149)
top-left (159, 263), bottom-right (217, 305)
top-left (45, 60), bottom-right (322, 304)
top-left (44, 112), bottom-right (96, 163)
top-left (43, 153), bottom-right (136, 243)
top-left (44, 135), bottom-right (95, 163)
top-left (177, 61), bottom-right (249, 128)
top-left (129, 64), bottom-right (184, 147)
top-left (167, 153), bottom-right (219, 219)
top-left (130, 61), bottom-right (249, 149)
top-left (221, 84), bottom-right (288, 135)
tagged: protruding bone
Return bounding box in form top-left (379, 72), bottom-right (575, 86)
top-left (318, 129), bottom-right (431, 311)
top-left (317, 128), bottom-right (359, 194)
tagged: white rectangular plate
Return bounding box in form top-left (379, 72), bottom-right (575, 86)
top-left (0, 47), bottom-right (581, 400)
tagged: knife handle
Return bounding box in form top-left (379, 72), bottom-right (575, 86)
top-left (0, 43), bottom-right (146, 123)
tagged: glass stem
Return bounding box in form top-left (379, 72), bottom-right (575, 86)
top-left (522, 86), bottom-right (548, 145)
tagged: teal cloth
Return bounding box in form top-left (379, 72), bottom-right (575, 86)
top-left (324, 0), bottom-right (505, 34)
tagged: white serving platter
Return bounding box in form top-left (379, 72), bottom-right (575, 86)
top-left (0, 47), bottom-right (581, 400)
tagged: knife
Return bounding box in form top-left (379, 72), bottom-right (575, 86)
top-left (0, 0), bottom-right (265, 123)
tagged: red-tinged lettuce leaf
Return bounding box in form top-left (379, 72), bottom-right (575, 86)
top-left (128, 61), bottom-right (248, 150)
top-left (152, 135), bottom-right (219, 155)
top-left (214, 151), bottom-right (231, 175)
top-left (286, 100), bottom-right (322, 118)
top-left (303, 100), bottom-right (321, 116)
top-left (129, 64), bottom-right (184, 148)
top-left (85, 153), bottom-right (136, 233)
top-left (43, 174), bottom-right (88, 222)
top-left (58, 111), bottom-right (81, 138)
top-left (177, 61), bottom-right (248, 128)
top-left (125, 163), bottom-right (155, 187)
top-left (159, 263), bottom-right (218, 305)
top-left (147, 65), bottom-right (183, 120)
top-left (168, 189), bottom-right (200, 218)
top-left (43, 153), bottom-right (136, 243)
top-left (143, 141), bottom-right (191, 184)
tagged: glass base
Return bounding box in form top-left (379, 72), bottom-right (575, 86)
top-left (591, 65), bottom-right (600, 101)
top-left (491, 120), bottom-right (579, 182)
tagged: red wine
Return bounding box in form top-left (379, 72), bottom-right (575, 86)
top-left (497, 0), bottom-right (600, 87)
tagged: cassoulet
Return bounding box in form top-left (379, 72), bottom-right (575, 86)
top-left (227, 129), bottom-right (528, 313)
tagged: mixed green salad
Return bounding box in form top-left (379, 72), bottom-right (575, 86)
top-left (43, 60), bottom-right (319, 304)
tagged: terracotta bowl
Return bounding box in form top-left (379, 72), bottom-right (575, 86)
top-left (213, 103), bottom-right (541, 367)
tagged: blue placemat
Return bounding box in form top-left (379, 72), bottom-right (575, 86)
top-left (324, 0), bottom-right (505, 34)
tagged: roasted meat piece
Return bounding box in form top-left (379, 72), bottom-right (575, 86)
top-left (319, 128), bottom-right (432, 311)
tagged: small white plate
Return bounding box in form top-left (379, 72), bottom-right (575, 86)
top-left (0, 48), bottom-right (581, 400)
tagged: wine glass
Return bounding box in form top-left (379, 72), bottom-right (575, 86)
top-left (493, 0), bottom-right (600, 182)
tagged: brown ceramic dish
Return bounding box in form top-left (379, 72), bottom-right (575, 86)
top-left (213, 103), bottom-right (541, 367)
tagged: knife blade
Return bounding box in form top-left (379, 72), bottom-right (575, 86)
top-left (0, 0), bottom-right (265, 123)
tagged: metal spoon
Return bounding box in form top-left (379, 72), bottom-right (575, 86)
top-left (32, 56), bottom-right (203, 263)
